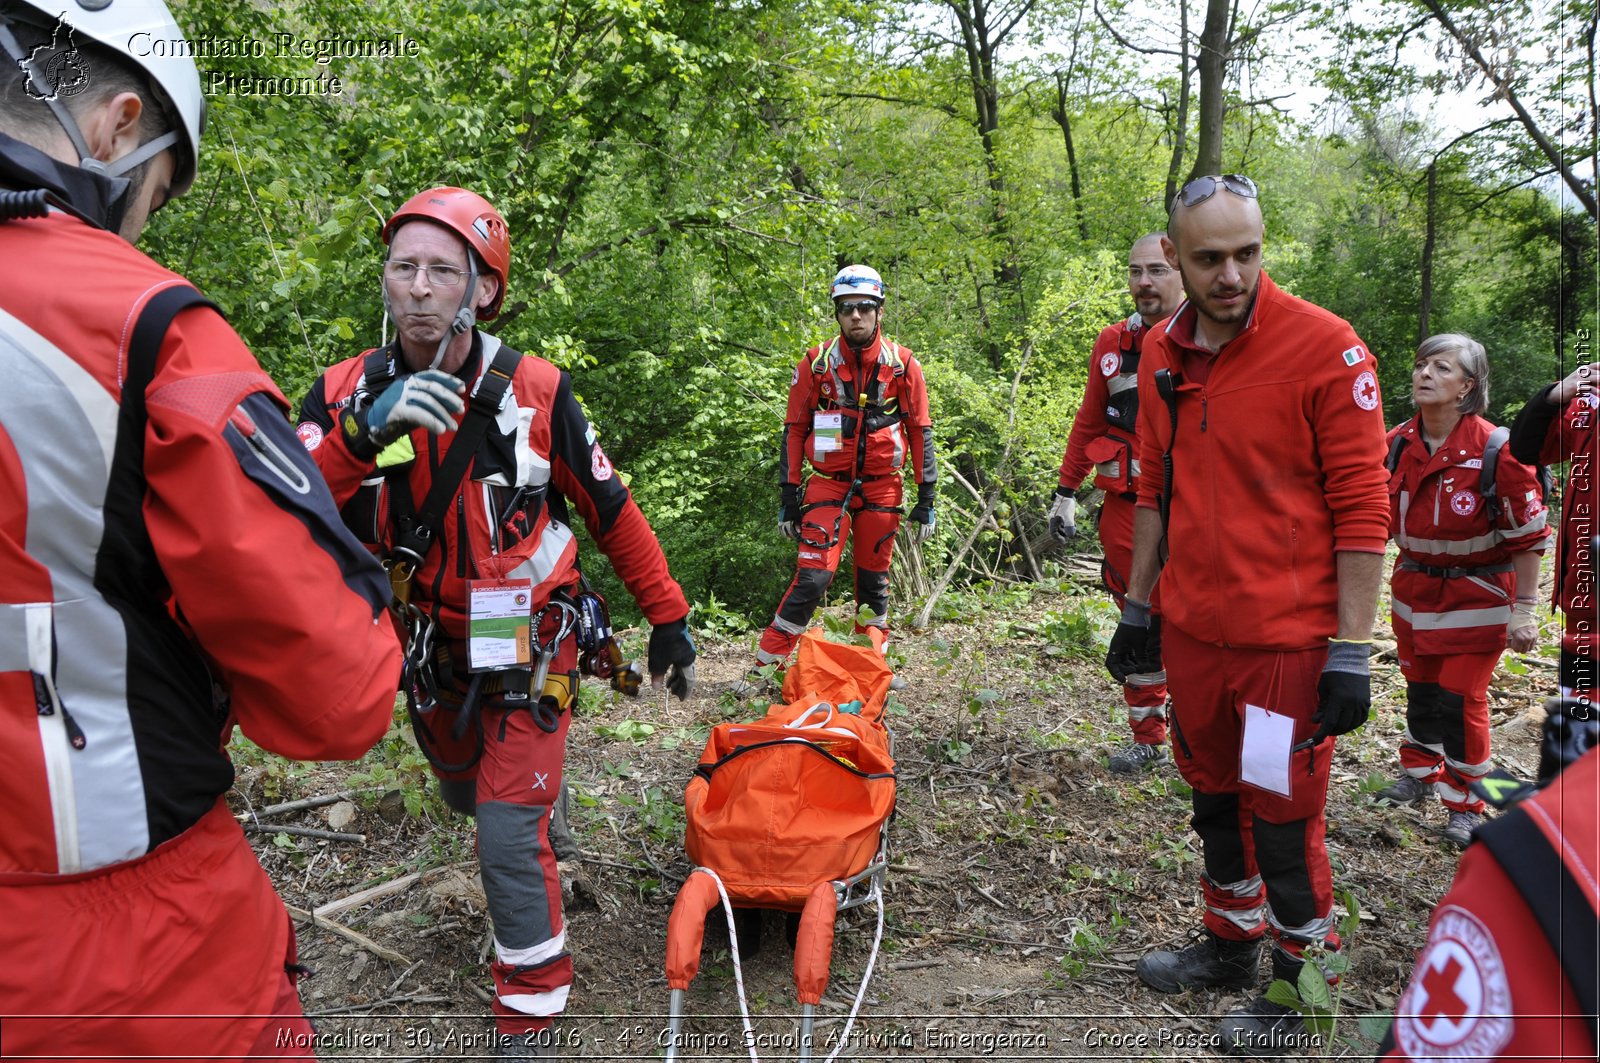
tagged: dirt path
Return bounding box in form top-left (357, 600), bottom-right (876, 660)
top-left (237, 581), bottom-right (1555, 1059)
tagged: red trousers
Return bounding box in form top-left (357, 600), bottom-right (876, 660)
top-left (758, 475), bottom-right (903, 661)
top-left (0, 801), bottom-right (315, 1060)
top-left (1161, 621), bottom-right (1338, 953)
top-left (1098, 492), bottom-right (1168, 744)
top-left (413, 627), bottom-right (579, 1035)
top-left (1393, 628), bottom-right (1499, 814)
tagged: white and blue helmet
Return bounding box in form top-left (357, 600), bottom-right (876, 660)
top-left (830, 264), bottom-right (884, 304)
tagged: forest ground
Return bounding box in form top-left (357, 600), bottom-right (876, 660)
top-left (233, 559), bottom-right (1556, 1061)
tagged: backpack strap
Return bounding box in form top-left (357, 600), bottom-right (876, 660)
top-left (362, 345), bottom-right (397, 396)
top-left (1479, 425), bottom-right (1510, 524)
top-left (1384, 422), bottom-right (1411, 475)
top-left (1153, 367), bottom-right (1180, 566)
top-left (1474, 803), bottom-right (1600, 1047)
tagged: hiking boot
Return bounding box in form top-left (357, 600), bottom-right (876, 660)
top-left (494, 1029), bottom-right (559, 1058)
top-left (1136, 932), bottom-right (1260, 993)
top-left (547, 781), bottom-right (581, 862)
top-left (1108, 740), bottom-right (1167, 774)
top-left (1375, 773), bottom-right (1433, 808)
top-left (1217, 995), bottom-right (1308, 1058)
top-left (1442, 810), bottom-right (1482, 848)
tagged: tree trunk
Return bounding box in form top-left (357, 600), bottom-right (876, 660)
top-left (1419, 161), bottom-right (1437, 342)
top-left (1189, 0), bottom-right (1230, 182)
top-left (1163, 0), bottom-right (1192, 208)
top-left (1053, 70), bottom-right (1090, 242)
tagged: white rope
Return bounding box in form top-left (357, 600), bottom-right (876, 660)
top-left (695, 868), bottom-right (762, 1063)
top-left (821, 877), bottom-right (885, 1063)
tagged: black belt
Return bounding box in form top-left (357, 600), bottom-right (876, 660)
top-left (1399, 559), bottom-right (1513, 579)
top-left (822, 471), bottom-right (893, 483)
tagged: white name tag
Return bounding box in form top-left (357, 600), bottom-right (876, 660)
top-left (1240, 703), bottom-right (1296, 797)
top-left (467, 579), bottom-right (532, 671)
top-left (813, 411), bottom-right (843, 454)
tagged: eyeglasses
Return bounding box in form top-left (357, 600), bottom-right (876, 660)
top-left (384, 260), bottom-right (471, 287)
top-left (835, 299), bottom-right (880, 316)
top-left (1127, 265), bottom-right (1174, 280)
top-left (1170, 173), bottom-right (1259, 212)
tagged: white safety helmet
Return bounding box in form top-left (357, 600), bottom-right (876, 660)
top-left (830, 264), bottom-right (885, 304)
top-left (0, 0), bottom-right (205, 196)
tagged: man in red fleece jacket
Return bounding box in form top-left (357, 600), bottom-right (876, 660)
top-left (1104, 174), bottom-right (1391, 1056)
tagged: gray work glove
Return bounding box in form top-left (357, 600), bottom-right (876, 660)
top-left (1047, 487), bottom-right (1078, 543)
top-left (351, 369), bottom-right (466, 455)
top-left (779, 484), bottom-right (802, 541)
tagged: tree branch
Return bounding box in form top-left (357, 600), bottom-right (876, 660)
top-left (821, 90), bottom-right (962, 118)
top-left (1418, 0), bottom-right (1597, 218)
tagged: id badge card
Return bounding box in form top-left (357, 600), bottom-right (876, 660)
top-left (1240, 703), bottom-right (1296, 798)
top-left (812, 411), bottom-right (843, 454)
top-left (467, 578), bottom-right (533, 672)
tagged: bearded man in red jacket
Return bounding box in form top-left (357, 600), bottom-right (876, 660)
top-left (1105, 174), bottom-right (1391, 1056)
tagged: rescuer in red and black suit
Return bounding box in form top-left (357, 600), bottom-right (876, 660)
top-left (737, 264), bottom-right (935, 693)
top-left (298, 186), bottom-right (695, 1057)
top-left (1046, 232), bottom-right (1184, 774)
top-left (1375, 333), bottom-right (1549, 848)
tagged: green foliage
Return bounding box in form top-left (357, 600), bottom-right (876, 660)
top-left (138, 0), bottom-right (1589, 632)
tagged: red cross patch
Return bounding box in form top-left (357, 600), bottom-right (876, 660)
top-left (296, 421), bottom-right (323, 451)
top-left (1451, 490), bottom-right (1480, 517)
top-left (1394, 906), bottom-right (1512, 1059)
top-left (591, 444), bottom-right (614, 482)
top-left (1099, 352), bottom-right (1121, 377)
top-left (1353, 370), bottom-right (1380, 411)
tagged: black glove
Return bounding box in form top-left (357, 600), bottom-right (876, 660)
top-left (1106, 598), bottom-right (1160, 683)
top-left (648, 618), bottom-right (697, 700)
top-left (779, 484), bottom-right (802, 540)
top-left (1311, 640), bottom-right (1371, 742)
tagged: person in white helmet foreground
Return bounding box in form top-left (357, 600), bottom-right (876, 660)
top-left (0, 0), bottom-right (402, 1056)
top-left (737, 264), bottom-right (936, 693)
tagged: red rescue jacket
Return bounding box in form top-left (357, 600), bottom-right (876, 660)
top-left (1386, 415), bottom-right (1549, 655)
top-left (1059, 314), bottom-right (1153, 497)
top-left (1380, 749), bottom-right (1599, 1062)
top-left (1135, 272), bottom-right (1391, 650)
top-left (0, 134), bottom-right (399, 1056)
top-left (300, 334), bottom-right (688, 647)
top-left (1510, 387), bottom-right (1600, 622)
top-left (780, 332), bottom-right (934, 487)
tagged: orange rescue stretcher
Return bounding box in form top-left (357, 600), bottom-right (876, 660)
top-left (664, 630), bottom-right (898, 1062)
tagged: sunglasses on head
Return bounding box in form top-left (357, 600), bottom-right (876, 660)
top-left (1171, 173), bottom-right (1258, 212)
top-left (836, 299), bottom-right (880, 316)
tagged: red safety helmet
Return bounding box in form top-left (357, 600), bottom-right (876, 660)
top-left (381, 187), bottom-right (511, 319)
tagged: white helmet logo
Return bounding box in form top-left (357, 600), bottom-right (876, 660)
top-left (20, 14), bottom-right (90, 101)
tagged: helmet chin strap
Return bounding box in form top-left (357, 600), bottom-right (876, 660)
top-left (427, 260), bottom-right (479, 371)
